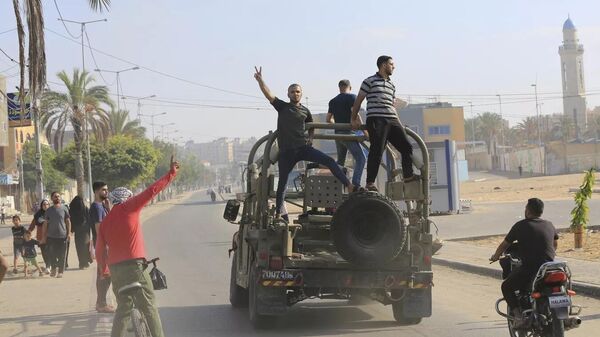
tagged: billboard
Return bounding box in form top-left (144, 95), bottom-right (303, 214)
top-left (7, 92), bottom-right (32, 127)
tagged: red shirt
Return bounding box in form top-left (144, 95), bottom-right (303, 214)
top-left (96, 168), bottom-right (177, 271)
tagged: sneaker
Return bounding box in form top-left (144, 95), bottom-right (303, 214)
top-left (365, 184), bottom-right (378, 192)
top-left (41, 267), bottom-right (50, 275)
top-left (50, 268), bottom-right (57, 277)
top-left (56, 273), bottom-right (63, 278)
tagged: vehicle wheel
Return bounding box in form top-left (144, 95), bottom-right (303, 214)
top-left (391, 290), bottom-right (422, 325)
top-left (248, 265), bottom-right (271, 329)
top-left (229, 253), bottom-right (248, 308)
top-left (542, 312), bottom-right (564, 337)
top-left (332, 192), bottom-right (407, 267)
top-left (131, 308), bottom-right (152, 337)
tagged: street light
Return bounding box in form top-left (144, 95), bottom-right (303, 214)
top-left (139, 112), bottom-right (167, 140)
top-left (496, 94), bottom-right (504, 148)
top-left (135, 94), bottom-right (156, 121)
top-left (57, 17), bottom-right (107, 202)
top-left (94, 66), bottom-right (140, 112)
top-left (157, 122), bottom-right (176, 142)
top-left (469, 101), bottom-right (475, 151)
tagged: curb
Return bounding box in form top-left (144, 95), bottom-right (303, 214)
top-left (433, 257), bottom-right (600, 299)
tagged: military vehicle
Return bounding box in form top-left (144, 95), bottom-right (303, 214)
top-left (224, 122), bottom-right (439, 328)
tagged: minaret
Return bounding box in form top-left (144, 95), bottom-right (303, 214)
top-left (559, 16), bottom-right (587, 140)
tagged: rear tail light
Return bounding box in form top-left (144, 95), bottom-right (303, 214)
top-left (269, 256), bottom-right (283, 270)
top-left (544, 271), bottom-right (567, 284)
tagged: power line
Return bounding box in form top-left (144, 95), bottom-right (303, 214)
top-left (0, 28), bottom-right (17, 36)
top-left (52, 0), bottom-right (82, 39)
top-left (45, 27), bottom-right (262, 99)
top-left (0, 47), bottom-right (19, 65)
top-left (83, 29), bottom-right (112, 86)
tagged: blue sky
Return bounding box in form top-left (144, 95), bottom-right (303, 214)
top-left (1, 0), bottom-right (599, 142)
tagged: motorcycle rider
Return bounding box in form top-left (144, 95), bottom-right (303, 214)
top-left (490, 198), bottom-right (559, 325)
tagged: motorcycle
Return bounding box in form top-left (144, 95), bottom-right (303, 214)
top-left (494, 253), bottom-right (582, 337)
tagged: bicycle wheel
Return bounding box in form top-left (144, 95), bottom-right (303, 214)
top-left (131, 308), bottom-right (152, 337)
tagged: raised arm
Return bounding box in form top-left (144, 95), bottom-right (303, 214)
top-left (125, 156), bottom-right (180, 212)
top-left (254, 66), bottom-right (276, 103)
top-left (351, 91), bottom-right (367, 130)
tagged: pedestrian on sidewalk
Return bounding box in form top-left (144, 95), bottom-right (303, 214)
top-left (22, 230), bottom-right (44, 278)
top-left (11, 215), bottom-right (26, 274)
top-left (41, 192), bottom-right (71, 278)
top-left (96, 156), bottom-right (180, 337)
top-left (1, 203), bottom-right (6, 225)
top-left (69, 196), bottom-right (92, 269)
top-left (29, 200), bottom-right (51, 274)
top-left (327, 79), bottom-right (368, 188)
top-left (254, 66), bottom-right (355, 219)
top-left (90, 181), bottom-right (115, 314)
top-left (351, 55), bottom-right (417, 191)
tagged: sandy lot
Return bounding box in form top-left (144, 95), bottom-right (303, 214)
top-left (456, 231), bottom-right (600, 261)
top-left (460, 172), bottom-right (588, 203)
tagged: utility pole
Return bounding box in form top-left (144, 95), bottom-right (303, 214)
top-left (531, 83), bottom-right (541, 146)
top-left (469, 101), bottom-right (475, 151)
top-left (94, 67), bottom-right (140, 112)
top-left (139, 112), bottom-right (167, 141)
top-left (158, 123), bottom-right (175, 142)
top-left (58, 17), bottom-right (107, 202)
top-left (496, 94), bottom-right (504, 148)
top-left (134, 94), bottom-right (156, 121)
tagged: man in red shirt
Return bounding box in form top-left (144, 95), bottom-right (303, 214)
top-left (96, 156), bottom-right (179, 337)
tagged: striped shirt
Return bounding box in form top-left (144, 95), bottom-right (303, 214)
top-left (359, 73), bottom-right (398, 119)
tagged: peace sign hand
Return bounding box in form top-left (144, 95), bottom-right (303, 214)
top-left (254, 66), bottom-right (263, 82)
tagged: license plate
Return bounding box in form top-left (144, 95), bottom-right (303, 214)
top-left (261, 270), bottom-right (296, 281)
top-left (549, 295), bottom-right (571, 308)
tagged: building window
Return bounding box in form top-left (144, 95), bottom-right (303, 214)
top-left (428, 125), bottom-right (451, 135)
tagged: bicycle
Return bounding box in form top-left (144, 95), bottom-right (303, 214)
top-left (117, 257), bottom-right (161, 337)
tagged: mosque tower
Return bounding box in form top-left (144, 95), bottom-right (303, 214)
top-left (558, 16), bottom-right (587, 139)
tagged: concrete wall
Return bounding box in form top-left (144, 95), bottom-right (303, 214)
top-left (466, 152), bottom-right (492, 170)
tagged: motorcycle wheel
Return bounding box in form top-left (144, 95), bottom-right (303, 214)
top-left (542, 312), bottom-right (564, 337)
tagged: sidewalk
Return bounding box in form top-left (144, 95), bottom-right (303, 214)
top-left (433, 241), bottom-right (600, 298)
top-left (0, 190), bottom-right (199, 337)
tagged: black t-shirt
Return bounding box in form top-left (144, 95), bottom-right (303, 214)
top-left (12, 226), bottom-right (26, 246)
top-left (22, 239), bottom-right (39, 258)
top-left (328, 93), bottom-right (356, 134)
top-left (271, 97), bottom-right (313, 151)
top-left (505, 218), bottom-right (559, 269)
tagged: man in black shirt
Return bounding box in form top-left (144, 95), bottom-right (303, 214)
top-left (490, 198), bottom-right (559, 321)
top-left (326, 80), bottom-right (367, 187)
top-left (254, 67), bottom-right (354, 219)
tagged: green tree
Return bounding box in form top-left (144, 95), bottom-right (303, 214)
top-left (515, 116), bottom-right (538, 144)
top-left (41, 69), bottom-right (113, 196)
top-left (108, 109), bottom-right (146, 138)
top-left (22, 141), bottom-right (68, 194)
top-left (477, 112), bottom-right (503, 154)
top-left (55, 136), bottom-right (159, 189)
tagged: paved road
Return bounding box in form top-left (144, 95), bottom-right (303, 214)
top-left (138, 191), bottom-right (600, 337)
top-left (433, 198), bottom-right (600, 240)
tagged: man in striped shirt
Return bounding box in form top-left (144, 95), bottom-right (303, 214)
top-left (351, 55), bottom-right (416, 191)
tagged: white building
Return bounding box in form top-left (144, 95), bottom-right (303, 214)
top-left (558, 16), bottom-right (587, 139)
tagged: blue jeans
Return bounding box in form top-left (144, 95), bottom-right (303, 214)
top-left (335, 139), bottom-right (367, 187)
top-left (276, 145), bottom-right (351, 214)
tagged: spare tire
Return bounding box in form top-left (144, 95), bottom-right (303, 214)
top-left (331, 192), bottom-right (407, 266)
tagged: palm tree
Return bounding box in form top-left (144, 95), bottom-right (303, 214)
top-left (41, 69), bottom-right (113, 196)
top-left (477, 112), bottom-right (503, 154)
top-left (108, 110), bottom-right (146, 138)
top-left (11, 0), bottom-right (110, 119)
top-left (516, 117), bottom-right (538, 144)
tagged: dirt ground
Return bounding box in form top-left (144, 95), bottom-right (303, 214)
top-left (456, 231), bottom-right (600, 261)
top-left (460, 172), bottom-right (587, 203)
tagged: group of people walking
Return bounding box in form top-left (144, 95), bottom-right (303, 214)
top-left (254, 55), bottom-right (418, 218)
